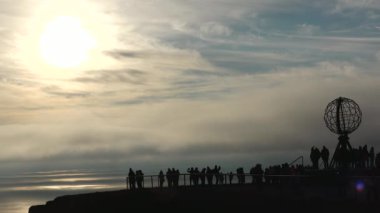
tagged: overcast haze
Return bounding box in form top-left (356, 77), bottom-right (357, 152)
top-left (1, 2), bottom-right (380, 211)
top-left (1, 0), bottom-right (380, 212)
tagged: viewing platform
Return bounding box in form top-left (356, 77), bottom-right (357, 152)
top-left (30, 172), bottom-right (380, 213)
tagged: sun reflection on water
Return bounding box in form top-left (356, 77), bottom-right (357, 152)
top-left (0, 170), bottom-right (127, 213)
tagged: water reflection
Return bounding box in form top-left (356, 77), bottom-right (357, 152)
top-left (0, 170), bottom-right (127, 213)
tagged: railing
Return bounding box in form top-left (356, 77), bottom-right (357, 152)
top-left (126, 173), bottom-right (266, 189)
top-left (126, 173), bottom-right (380, 190)
top-left (289, 156), bottom-right (303, 166)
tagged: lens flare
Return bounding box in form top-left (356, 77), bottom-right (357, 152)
top-left (355, 180), bottom-right (365, 192)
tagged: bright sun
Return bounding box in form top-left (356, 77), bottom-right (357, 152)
top-left (39, 16), bottom-right (96, 68)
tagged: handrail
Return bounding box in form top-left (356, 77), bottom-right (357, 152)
top-left (125, 172), bottom-right (380, 190)
top-left (289, 156), bottom-right (303, 166)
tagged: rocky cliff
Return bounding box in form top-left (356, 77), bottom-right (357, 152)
top-left (29, 184), bottom-right (380, 213)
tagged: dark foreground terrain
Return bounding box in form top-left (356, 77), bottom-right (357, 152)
top-left (29, 183), bottom-right (380, 213)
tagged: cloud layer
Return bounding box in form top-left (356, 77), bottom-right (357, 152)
top-left (0, 0), bottom-right (379, 173)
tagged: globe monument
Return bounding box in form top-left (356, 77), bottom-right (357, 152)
top-left (324, 97), bottom-right (362, 168)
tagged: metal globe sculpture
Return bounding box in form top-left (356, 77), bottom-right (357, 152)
top-left (324, 97), bottom-right (362, 135)
top-left (324, 97), bottom-right (362, 168)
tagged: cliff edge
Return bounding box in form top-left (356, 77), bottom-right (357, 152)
top-left (29, 184), bottom-right (380, 213)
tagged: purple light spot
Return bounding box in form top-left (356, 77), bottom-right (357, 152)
top-left (356, 180), bottom-right (365, 192)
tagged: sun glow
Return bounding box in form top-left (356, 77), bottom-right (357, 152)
top-left (15, 1), bottom-right (122, 80)
top-left (39, 16), bottom-right (96, 68)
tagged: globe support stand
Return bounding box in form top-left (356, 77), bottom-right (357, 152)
top-left (329, 134), bottom-right (352, 168)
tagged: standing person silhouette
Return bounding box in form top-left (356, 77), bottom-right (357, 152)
top-left (166, 168), bottom-right (172, 188)
top-left (229, 172), bottom-right (234, 184)
top-left (187, 167), bottom-right (194, 186)
top-left (194, 167), bottom-right (200, 185)
top-left (369, 147), bottom-right (375, 168)
top-left (200, 168), bottom-right (206, 186)
top-left (376, 153), bottom-right (380, 169)
top-left (236, 168), bottom-right (245, 184)
top-left (159, 170), bottom-right (165, 188)
top-left (310, 147), bottom-right (321, 169)
top-left (321, 146), bottom-right (330, 169)
top-left (136, 170), bottom-right (144, 189)
top-left (206, 167), bottom-right (213, 186)
top-left (363, 145), bottom-right (369, 168)
top-left (128, 168), bottom-right (136, 190)
top-left (249, 166), bottom-right (255, 184)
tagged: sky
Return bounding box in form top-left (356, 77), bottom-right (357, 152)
top-left (0, 0), bottom-right (380, 175)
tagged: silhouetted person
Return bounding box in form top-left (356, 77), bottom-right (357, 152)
top-left (187, 167), bottom-right (194, 186)
top-left (174, 169), bottom-right (180, 187)
top-left (166, 168), bottom-right (173, 188)
top-left (369, 147), bottom-right (375, 168)
top-left (264, 168), bottom-right (270, 184)
top-left (352, 148), bottom-right (360, 168)
top-left (310, 147), bottom-right (321, 169)
top-left (206, 167), bottom-right (213, 186)
top-left (358, 146), bottom-right (364, 168)
top-left (236, 167), bottom-right (245, 184)
top-left (159, 170), bottom-right (165, 188)
top-left (376, 153), bottom-right (380, 169)
top-left (200, 168), bottom-right (206, 185)
top-left (249, 166), bottom-right (255, 184)
top-left (363, 145), bottom-right (369, 168)
top-left (229, 172), bottom-right (234, 184)
top-left (194, 167), bottom-right (200, 185)
top-left (214, 165), bottom-right (221, 184)
top-left (128, 168), bottom-right (136, 190)
top-left (136, 170), bottom-right (144, 189)
top-left (321, 146), bottom-right (329, 169)
top-left (217, 172), bottom-right (224, 184)
top-left (253, 164), bottom-right (263, 185)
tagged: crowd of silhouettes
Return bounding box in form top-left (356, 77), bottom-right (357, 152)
top-left (310, 145), bottom-right (377, 170)
top-left (128, 169), bottom-right (145, 189)
top-left (264, 163), bottom-right (305, 184)
top-left (128, 163), bottom-right (305, 189)
top-left (166, 168), bottom-right (180, 187)
top-left (186, 165), bottom-right (224, 186)
top-left (127, 146), bottom-right (380, 190)
top-left (250, 164), bottom-right (264, 185)
top-left (310, 146), bottom-right (330, 169)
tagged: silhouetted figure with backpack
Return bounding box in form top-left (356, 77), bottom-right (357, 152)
top-left (128, 168), bottom-right (136, 190)
top-left (321, 146), bottom-right (329, 169)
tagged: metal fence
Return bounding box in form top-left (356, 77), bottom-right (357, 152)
top-left (126, 173), bottom-right (380, 190)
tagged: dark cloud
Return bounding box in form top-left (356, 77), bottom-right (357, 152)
top-left (41, 86), bottom-right (90, 99)
top-left (113, 88), bottom-right (231, 105)
top-left (74, 69), bottom-right (146, 85)
top-left (103, 50), bottom-right (145, 60)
